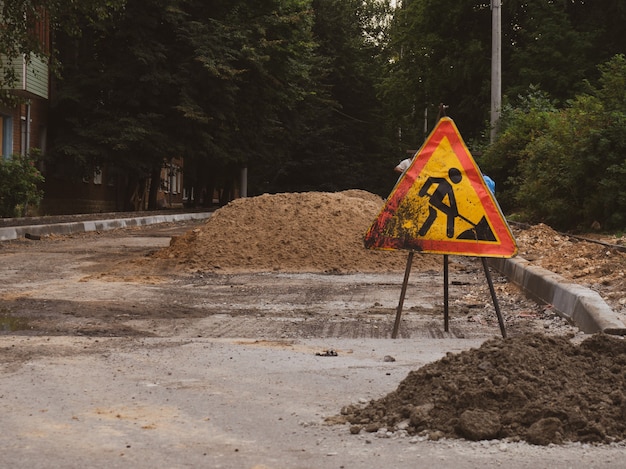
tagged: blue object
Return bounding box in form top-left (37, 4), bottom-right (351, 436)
top-left (483, 175), bottom-right (496, 195)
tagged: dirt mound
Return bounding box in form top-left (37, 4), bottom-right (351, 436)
top-left (335, 333), bottom-right (626, 445)
top-left (151, 192), bottom-right (626, 304)
top-left (513, 223), bottom-right (626, 312)
top-left (154, 190), bottom-right (440, 273)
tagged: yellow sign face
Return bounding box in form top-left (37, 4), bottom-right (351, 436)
top-left (365, 117), bottom-right (517, 257)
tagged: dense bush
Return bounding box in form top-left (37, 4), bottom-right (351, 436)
top-left (479, 87), bottom-right (557, 215)
top-left (480, 55), bottom-right (626, 231)
top-left (0, 154), bottom-right (44, 217)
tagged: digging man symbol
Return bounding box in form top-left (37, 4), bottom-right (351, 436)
top-left (417, 167), bottom-right (496, 242)
top-left (418, 167), bottom-right (463, 238)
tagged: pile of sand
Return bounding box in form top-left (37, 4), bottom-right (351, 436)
top-left (336, 333), bottom-right (626, 445)
top-left (152, 192), bottom-right (625, 313)
top-left (155, 190), bottom-right (440, 273)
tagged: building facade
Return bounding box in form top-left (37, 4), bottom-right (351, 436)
top-left (1, 12), bottom-right (49, 161)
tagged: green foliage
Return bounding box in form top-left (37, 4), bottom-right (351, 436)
top-left (481, 55), bottom-right (626, 231)
top-left (49, 0), bottom-right (179, 186)
top-left (48, 0), bottom-right (399, 203)
top-left (382, 0), bottom-right (626, 145)
top-left (272, 0), bottom-right (397, 196)
top-left (8, 0), bottom-right (626, 211)
top-left (382, 0), bottom-right (492, 146)
top-left (503, 0), bottom-right (594, 102)
top-left (0, 154), bottom-right (45, 218)
top-left (479, 87), bottom-right (557, 212)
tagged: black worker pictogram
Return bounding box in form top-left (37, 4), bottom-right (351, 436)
top-left (418, 167), bottom-right (463, 238)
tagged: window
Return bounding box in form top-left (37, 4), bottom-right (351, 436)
top-left (93, 167), bottom-right (102, 185)
top-left (0, 114), bottom-right (13, 158)
top-left (161, 163), bottom-right (181, 194)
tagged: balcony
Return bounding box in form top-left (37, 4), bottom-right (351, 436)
top-left (2, 54), bottom-right (49, 100)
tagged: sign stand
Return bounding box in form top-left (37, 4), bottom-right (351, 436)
top-left (391, 251), bottom-right (414, 338)
top-left (366, 117), bottom-right (517, 340)
top-left (443, 254), bottom-right (449, 332)
top-left (481, 257), bottom-right (507, 338)
top-left (391, 253), bottom-right (507, 338)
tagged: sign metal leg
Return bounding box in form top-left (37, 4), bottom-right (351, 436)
top-left (443, 254), bottom-right (449, 332)
top-left (392, 251), bottom-right (414, 339)
top-left (481, 257), bottom-right (507, 338)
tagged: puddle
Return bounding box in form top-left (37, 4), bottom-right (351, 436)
top-left (0, 315), bottom-right (31, 332)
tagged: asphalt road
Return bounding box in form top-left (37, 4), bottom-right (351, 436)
top-left (1, 220), bottom-right (622, 469)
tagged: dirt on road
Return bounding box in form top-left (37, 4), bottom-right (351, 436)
top-left (1, 190), bottom-right (625, 468)
top-left (0, 190), bottom-right (578, 341)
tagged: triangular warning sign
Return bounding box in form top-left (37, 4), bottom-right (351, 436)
top-left (365, 117), bottom-right (517, 258)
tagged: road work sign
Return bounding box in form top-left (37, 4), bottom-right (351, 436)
top-left (364, 117), bottom-right (517, 258)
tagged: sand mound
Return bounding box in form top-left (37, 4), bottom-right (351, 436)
top-left (336, 333), bottom-right (626, 445)
top-left (155, 190), bottom-right (440, 273)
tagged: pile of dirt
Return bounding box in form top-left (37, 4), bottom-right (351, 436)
top-left (152, 192), bottom-right (626, 304)
top-left (135, 191), bottom-right (626, 447)
top-left (154, 190), bottom-right (440, 273)
top-left (513, 223), bottom-right (626, 312)
top-left (335, 333), bottom-right (626, 445)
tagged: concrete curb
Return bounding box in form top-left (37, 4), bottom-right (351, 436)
top-left (488, 257), bottom-right (626, 335)
top-left (0, 212), bottom-right (212, 242)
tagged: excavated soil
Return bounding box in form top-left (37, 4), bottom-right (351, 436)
top-left (142, 190), bottom-right (626, 447)
top-left (4, 190), bottom-right (626, 450)
top-left (334, 333), bottom-right (626, 445)
top-left (513, 223), bottom-right (626, 313)
top-left (149, 193), bottom-right (626, 316)
top-left (152, 189), bottom-right (440, 273)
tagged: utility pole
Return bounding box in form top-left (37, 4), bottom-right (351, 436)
top-left (490, 0), bottom-right (502, 143)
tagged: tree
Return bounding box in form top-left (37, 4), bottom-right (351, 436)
top-left (273, 0), bottom-right (397, 196)
top-left (383, 0), bottom-right (626, 147)
top-left (48, 0), bottom-right (184, 209)
top-left (503, 0), bottom-right (595, 103)
top-left (48, 0), bottom-right (331, 206)
top-left (0, 0), bottom-right (124, 100)
top-left (381, 0), bottom-right (492, 147)
top-left (175, 0), bottom-right (324, 200)
top-left (480, 55), bottom-right (626, 231)
top-left (48, 0), bottom-right (399, 207)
